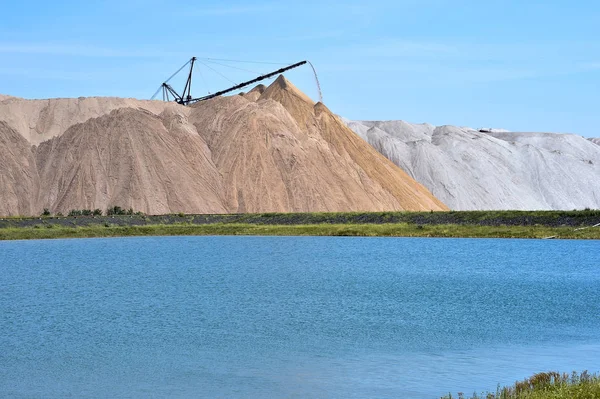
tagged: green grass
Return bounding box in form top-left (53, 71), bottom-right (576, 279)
top-left (1, 210), bottom-right (599, 240)
top-left (442, 371), bottom-right (600, 399)
top-left (0, 222), bottom-right (599, 240)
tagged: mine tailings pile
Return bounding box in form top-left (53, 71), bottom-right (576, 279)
top-left (0, 76), bottom-right (447, 216)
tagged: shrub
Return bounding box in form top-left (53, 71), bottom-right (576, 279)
top-left (41, 208), bottom-right (51, 217)
top-left (441, 371), bottom-right (600, 399)
top-left (67, 209), bottom-right (94, 216)
top-left (106, 206), bottom-right (143, 216)
top-left (106, 206), bottom-right (125, 216)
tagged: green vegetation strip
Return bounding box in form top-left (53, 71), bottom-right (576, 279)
top-left (1, 222), bottom-right (599, 241)
top-left (442, 371), bottom-right (600, 399)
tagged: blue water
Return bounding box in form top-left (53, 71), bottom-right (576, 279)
top-left (1, 236), bottom-right (599, 398)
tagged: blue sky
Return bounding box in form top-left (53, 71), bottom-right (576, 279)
top-left (1, 0), bottom-right (599, 136)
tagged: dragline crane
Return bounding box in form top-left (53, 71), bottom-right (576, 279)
top-left (151, 57), bottom-right (322, 106)
top-left (151, 57), bottom-right (197, 105)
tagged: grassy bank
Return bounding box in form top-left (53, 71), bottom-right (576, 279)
top-left (442, 371), bottom-right (600, 399)
top-left (0, 220), bottom-right (599, 241)
top-left (3, 209), bottom-right (600, 229)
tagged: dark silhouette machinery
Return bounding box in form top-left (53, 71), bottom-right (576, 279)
top-left (151, 57), bottom-right (321, 105)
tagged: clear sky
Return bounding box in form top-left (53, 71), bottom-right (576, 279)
top-left (1, 0), bottom-right (599, 136)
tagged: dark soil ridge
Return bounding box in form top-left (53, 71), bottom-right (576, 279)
top-left (1, 210), bottom-right (599, 229)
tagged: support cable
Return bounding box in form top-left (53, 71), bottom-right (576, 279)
top-left (151, 58), bottom-right (193, 100)
top-left (197, 60), bottom-right (237, 85)
top-left (151, 57), bottom-right (321, 105)
top-left (189, 61), bottom-right (307, 103)
top-left (196, 67), bottom-right (211, 95)
top-left (203, 59), bottom-right (263, 76)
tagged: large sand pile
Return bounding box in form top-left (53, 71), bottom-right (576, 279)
top-left (0, 78), bottom-right (447, 216)
top-left (345, 119), bottom-right (600, 210)
top-left (35, 108), bottom-right (227, 215)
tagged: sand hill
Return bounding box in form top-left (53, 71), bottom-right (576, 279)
top-left (345, 119), bottom-right (600, 210)
top-left (0, 78), bottom-right (446, 216)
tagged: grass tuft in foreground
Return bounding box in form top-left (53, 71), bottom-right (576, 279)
top-left (442, 371), bottom-right (600, 399)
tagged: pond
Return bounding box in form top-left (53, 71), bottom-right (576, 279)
top-left (1, 236), bottom-right (598, 398)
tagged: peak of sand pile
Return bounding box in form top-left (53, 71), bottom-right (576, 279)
top-left (241, 84), bottom-right (267, 102)
top-left (0, 81), bottom-right (447, 216)
top-left (261, 75), bottom-right (315, 105)
top-left (249, 75), bottom-right (318, 128)
top-left (249, 84), bottom-right (266, 94)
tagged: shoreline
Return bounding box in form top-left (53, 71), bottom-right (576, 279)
top-left (1, 210), bottom-right (599, 241)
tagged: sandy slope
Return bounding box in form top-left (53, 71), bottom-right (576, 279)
top-left (189, 76), bottom-right (445, 213)
top-left (35, 108), bottom-right (227, 215)
top-left (345, 119), bottom-right (600, 210)
top-left (0, 122), bottom-right (39, 216)
top-left (0, 78), bottom-right (446, 216)
top-left (0, 96), bottom-right (181, 145)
